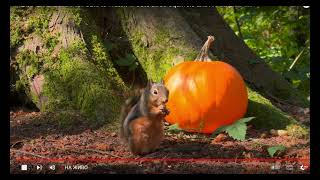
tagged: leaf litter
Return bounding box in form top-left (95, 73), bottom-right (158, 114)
top-left (10, 109), bottom-right (310, 174)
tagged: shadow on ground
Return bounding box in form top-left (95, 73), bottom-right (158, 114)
top-left (10, 111), bottom-right (108, 142)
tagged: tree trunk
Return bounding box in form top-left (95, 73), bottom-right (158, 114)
top-left (115, 7), bottom-right (203, 82)
top-left (10, 7), bottom-right (127, 125)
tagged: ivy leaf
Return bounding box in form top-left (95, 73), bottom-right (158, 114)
top-left (267, 145), bottom-right (286, 157)
top-left (224, 122), bottom-right (247, 141)
top-left (167, 123), bottom-right (182, 133)
top-left (237, 117), bottom-right (255, 123)
top-left (211, 117), bottom-right (255, 141)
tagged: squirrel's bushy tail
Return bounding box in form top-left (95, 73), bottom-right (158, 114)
top-left (119, 95), bottom-right (140, 141)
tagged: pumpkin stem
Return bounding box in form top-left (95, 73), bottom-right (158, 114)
top-left (195, 35), bottom-right (215, 62)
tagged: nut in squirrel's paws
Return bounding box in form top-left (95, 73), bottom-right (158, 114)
top-left (161, 108), bottom-right (170, 116)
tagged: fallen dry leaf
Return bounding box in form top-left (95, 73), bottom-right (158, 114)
top-left (211, 133), bottom-right (228, 143)
top-left (94, 143), bottom-right (110, 151)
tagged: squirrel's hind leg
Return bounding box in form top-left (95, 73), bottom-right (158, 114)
top-left (128, 118), bottom-right (155, 155)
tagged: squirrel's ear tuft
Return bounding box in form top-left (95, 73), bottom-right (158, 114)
top-left (160, 79), bottom-right (164, 84)
top-left (146, 79), bottom-right (153, 89)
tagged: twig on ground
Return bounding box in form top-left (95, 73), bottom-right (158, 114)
top-left (11, 149), bottom-right (49, 159)
top-left (10, 141), bottom-right (24, 148)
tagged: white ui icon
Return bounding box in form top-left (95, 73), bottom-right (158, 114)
top-left (21, 165), bottom-right (28, 171)
top-left (300, 165), bottom-right (308, 171)
top-left (49, 165), bottom-right (55, 170)
top-left (36, 165), bottom-right (43, 170)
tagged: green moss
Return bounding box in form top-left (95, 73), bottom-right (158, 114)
top-left (286, 124), bottom-right (309, 138)
top-left (43, 32), bottom-right (60, 53)
top-left (126, 28), bottom-right (198, 82)
top-left (15, 50), bottom-right (41, 98)
top-left (43, 52), bottom-right (123, 125)
top-left (12, 7), bottom-right (128, 127)
top-left (10, 7), bottom-right (24, 48)
top-left (10, 27), bottom-right (23, 49)
top-left (10, 7), bottom-right (30, 49)
top-left (55, 111), bottom-right (82, 129)
top-left (12, 7), bottom-right (58, 54)
top-left (26, 64), bottom-right (39, 78)
top-left (116, 8), bottom-right (198, 82)
top-left (16, 50), bottom-right (41, 75)
top-left (26, 7), bottom-right (53, 35)
top-left (14, 49), bottom-right (46, 110)
top-left (15, 79), bottom-right (25, 92)
top-left (39, 33), bottom-right (127, 125)
top-left (10, 7), bottom-right (55, 49)
top-left (154, 28), bottom-right (170, 45)
top-left (27, 7), bottom-right (53, 33)
top-left (30, 89), bottom-right (40, 107)
top-left (68, 8), bottom-right (83, 26)
top-left (246, 87), bottom-right (299, 130)
top-left (74, 8), bottom-right (127, 91)
top-left (91, 35), bottom-right (109, 65)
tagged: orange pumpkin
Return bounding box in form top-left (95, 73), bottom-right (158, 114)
top-left (164, 36), bottom-right (248, 134)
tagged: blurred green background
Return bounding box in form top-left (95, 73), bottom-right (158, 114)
top-left (217, 6), bottom-right (310, 99)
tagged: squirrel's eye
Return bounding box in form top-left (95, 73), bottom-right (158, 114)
top-left (153, 90), bottom-right (158, 95)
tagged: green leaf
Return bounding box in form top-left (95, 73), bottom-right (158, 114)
top-left (211, 117), bottom-right (255, 141)
top-left (286, 48), bottom-right (296, 57)
top-left (237, 117), bottom-right (256, 123)
top-left (167, 123), bottom-right (182, 133)
top-left (224, 122), bottom-right (247, 141)
top-left (267, 145), bottom-right (286, 157)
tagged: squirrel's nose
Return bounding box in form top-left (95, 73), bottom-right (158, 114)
top-left (163, 98), bottom-right (168, 103)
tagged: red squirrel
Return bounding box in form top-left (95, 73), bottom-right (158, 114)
top-left (119, 80), bottom-right (170, 155)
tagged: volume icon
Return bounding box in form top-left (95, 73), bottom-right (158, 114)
top-left (49, 165), bottom-right (55, 170)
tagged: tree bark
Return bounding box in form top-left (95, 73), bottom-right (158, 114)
top-left (115, 7), bottom-right (204, 82)
top-left (10, 7), bottom-right (127, 123)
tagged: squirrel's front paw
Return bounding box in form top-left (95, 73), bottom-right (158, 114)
top-left (161, 108), bottom-right (170, 115)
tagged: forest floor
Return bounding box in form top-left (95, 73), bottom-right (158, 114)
top-left (10, 105), bottom-right (310, 174)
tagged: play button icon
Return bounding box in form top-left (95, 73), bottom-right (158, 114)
top-left (36, 165), bottom-right (42, 171)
